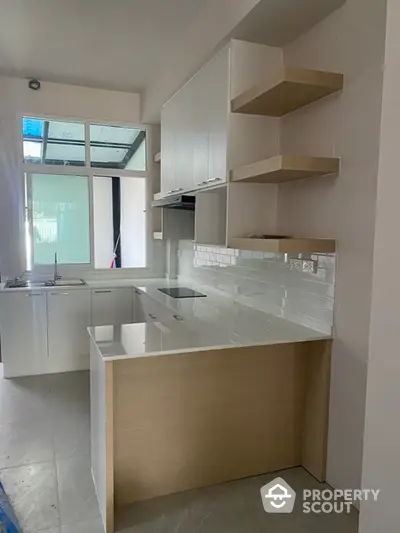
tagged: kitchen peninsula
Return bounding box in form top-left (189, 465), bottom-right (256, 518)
top-left (89, 282), bottom-right (332, 533)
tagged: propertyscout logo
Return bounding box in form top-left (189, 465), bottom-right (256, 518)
top-left (260, 478), bottom-right (380, 514)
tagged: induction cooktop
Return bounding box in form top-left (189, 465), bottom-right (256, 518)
top-left (158, 287), bottom-right (207, 299)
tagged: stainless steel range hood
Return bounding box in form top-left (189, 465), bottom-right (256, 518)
top-left (152, 194), bottom-right (195, 210)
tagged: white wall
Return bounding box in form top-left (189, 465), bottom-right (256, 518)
top-left (8, 77), bottom-right (140, 124)
top-left (276, 0), bottom-right (387, 491)
top-left (359, 0), bottom-right (400, 529)
top-left (0, 76), bottom-right (141, 276)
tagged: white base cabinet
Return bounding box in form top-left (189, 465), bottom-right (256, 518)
top-left (0, 286), bottom-right (182, 378)
top-left (91, 288), bottom-right (133, 326)
top-left (47, 290), bottom-right (91, 373)
top-left (0, 291), bottom-right (48, 378)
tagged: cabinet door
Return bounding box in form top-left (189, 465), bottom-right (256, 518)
top-left (133, 289), bottom-right (146, 322)
top-left (91, 288), bottom-right (133, 326)
top-left (140, 294), bottom-right (174, 322)
top-left (161, 97), bottom-right (178, 196)
top-left (47, 290), bottom-right (91, 372)
top-left (175, 82), bottom-right (194, 193)
top-left (192, 70), bottom-right (210, 191)
top-left (207, 46), bottom-right (229, 185)
top-left (0, 292), bottom-right (47, 378)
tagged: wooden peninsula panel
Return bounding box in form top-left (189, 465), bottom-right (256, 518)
top-left (110, 340), bottom-right (331, 507)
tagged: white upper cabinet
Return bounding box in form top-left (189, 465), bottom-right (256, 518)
top-left (161, 45), bottom-right (230, 196)
top-left (206, 46), bottom-right (229, 187)
top-left (161, 97), bottom-right (178, 196)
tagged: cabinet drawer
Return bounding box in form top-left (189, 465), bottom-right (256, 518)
top-left (92, 288), bottom-right (133, 326)
top-left (134, 292), bottom-right (173, 322)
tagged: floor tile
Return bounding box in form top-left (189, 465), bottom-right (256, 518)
top-left (0, 375), bottom-right (52, 425)
top-left (57, 454), bottom-right (100, 526)
top-left (116, 468), bottom-right (358, 533)
top-left (61, 517), bottom-right (104, 533)
top-left (0, 461), bottom-right (60, 533)
top-left (50, 371), bottom-right (90, 406)
top-left (33, 527), bottom-right (60, 533)
top-left (53, 401), bottom-right (90, 459)
top-left (0, 419), bottom-right (54, 469)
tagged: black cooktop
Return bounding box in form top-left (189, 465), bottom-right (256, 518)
top-left (158, 287), bottom-right (207, 299)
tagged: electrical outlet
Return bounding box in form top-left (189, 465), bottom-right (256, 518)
top-left (302, 260), bottom-right (318, 274)
top-left (289, 258), bottom-right (303, 272)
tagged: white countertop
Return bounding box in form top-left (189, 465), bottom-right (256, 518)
top-left (88, 278), bottom-right (331, 361)
top-left (0, 276), bottom-right (331, 358)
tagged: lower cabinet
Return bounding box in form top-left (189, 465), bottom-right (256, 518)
top-left (0, 291), bottom-right (48, 378)
top-left (133, 289), bottom-right (147, 322)
top-left (135, 291), bottom-right (175, 322)
top-left (0, 286), bottom-right (178, 378)
top-left (47, 290), bottom-right (91, 373)
top-left (91, 288), bottom-right (133, 326)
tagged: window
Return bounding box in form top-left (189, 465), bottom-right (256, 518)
top-left (22, 117), bottom-right (148, 271)
top-left (22, 118), bottom-right (147, 170)
top-left (90, 124), bottom-right (146, 170)
top-left (28, 174), bottom-right (90, 265)
top-left (93, 176), bottom-right (146, 268)
top-left (23, 118), bottom-right (85, 166)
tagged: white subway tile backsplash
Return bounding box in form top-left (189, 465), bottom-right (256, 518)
top-left (178, 241), bottom-right (336, 333)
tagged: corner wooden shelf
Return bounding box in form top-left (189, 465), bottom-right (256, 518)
top-left (154, 152), bottom-right (161, 163)
top-left (231, 67), bottom-right (344, 117)
top-left (228, 237), bottom-right (336, 254)
top-left (230, 155), bottom-right (340, 184)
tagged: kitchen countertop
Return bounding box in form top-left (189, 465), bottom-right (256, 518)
top-left (0, 276), bottom-right (331, 358)
top-left (0, 278), bottom-right (158, 292)
top-left (88, 278), bottom-right (331, 361)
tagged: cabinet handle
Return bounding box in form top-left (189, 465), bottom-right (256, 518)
top-left (173, 314), bottom-right (183, 321)
top-left (134, 289), bottom-right (141, 294)
top-left (206, 177), bottom-right (222, 183)
top-left (25, 293), bottom-right (43, 297)
top-left (148, 313), bottom-right (157, 319)
top-left (167, 188), bottom-right (184, 194)
top-left (94, 290), bottom-right (112, 294)
top-left (196, 181), bottom-right (207, 186)
top-left (50, 292), bottom-right (69, 296)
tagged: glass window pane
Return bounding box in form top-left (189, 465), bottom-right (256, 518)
top-left (23, 117), bottom-right (85, 166)
top-left (31, 173), bottom-right (90, 265)
top-left (93, 176), bottom-right (146, 269)
top-left (90, 124), bottom-right (146, 170)
top-left (23, 141), bottom-right (42, 162)
top-left (45, 144), bottom-right (85, 166)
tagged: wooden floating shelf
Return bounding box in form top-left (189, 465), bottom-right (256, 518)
top-left (231, 67), bottom-right (344, 117)
top-left (230, 155), bottom-right (340, 184)
top-left (228, 237), bottom-right (336, 254)
top-left (154, 152), bottom-right (161, 163)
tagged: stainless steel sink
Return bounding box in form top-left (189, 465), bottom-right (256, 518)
top-left (43, 279), bottom-right (87, 287)
top-left (5, 279), bottom-right (87, 289)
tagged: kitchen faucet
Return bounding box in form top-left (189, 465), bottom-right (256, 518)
top-left (53, 252), bottom-right (61, 282)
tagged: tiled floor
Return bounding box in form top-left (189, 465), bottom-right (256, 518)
top-left (0, 366), bottom-right (359, 533)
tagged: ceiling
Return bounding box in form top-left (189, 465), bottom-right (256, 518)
top-left (0, 0), bottom-right (209, 91)
top-left (0, 0), bottom-right (346, 122)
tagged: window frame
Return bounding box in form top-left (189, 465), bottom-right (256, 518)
top-left (21, 114), bottom-right (152, 278)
